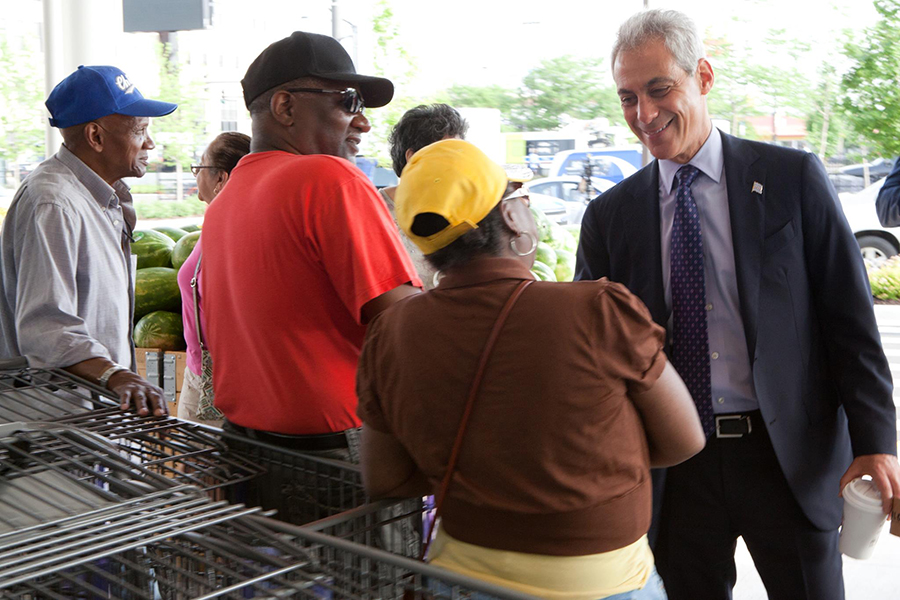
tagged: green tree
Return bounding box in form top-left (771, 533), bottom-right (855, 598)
top-left (705, 36), bottom-right (763, 134)
top-left (151, 41), bottom-right (207, 170)
top-left (841, 0), bottom-right (900, 157)
top-left (0, 32), bottom-right (44, 186)
top-left (365, 0), bottom-right (426, 166)
top-left (512, 56), bottom-right (621, 131)
top-left (446, 84), bottom-right (518, 121)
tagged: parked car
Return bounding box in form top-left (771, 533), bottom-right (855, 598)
top-left (529, 192), bottom-right (571, 225)
top-left (838, 179), bottom-right (899, 268)
top-left (548, 148), bottom-right (641, 181)
top-left (524, 176), bottom-right (615, 203)
top-left (840, 157), bottom-right (895, 180)
top-left (524, 176), bottom-right (616, 226)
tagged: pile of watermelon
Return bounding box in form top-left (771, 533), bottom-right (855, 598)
top-left (529, 208), bottom-right (579, 282)
top-left (131, 224), bottom-right (201, 350)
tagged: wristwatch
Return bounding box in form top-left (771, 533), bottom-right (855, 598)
top-left (97, 364), bottom-right (128, 389)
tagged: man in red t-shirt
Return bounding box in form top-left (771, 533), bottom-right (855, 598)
top-left (202, 32), bottom-right (421, 517)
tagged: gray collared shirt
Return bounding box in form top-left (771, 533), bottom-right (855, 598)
top-left (658, 127), bottom-right (759, 414)
top-left (0, 145), bottom-right (136, 370)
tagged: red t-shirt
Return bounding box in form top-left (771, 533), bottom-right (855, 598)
top-left (202, 152), bottom-right (422, 434)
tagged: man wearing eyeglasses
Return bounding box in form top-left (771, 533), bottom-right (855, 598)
top-left (201, 31), bottom-right (422, 521)
top-left (0, 66), bottom-right (176, 416)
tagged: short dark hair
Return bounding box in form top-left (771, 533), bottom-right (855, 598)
top-left (389, 104), bottom-right (469, 176)
top-left (423, 203), bottom-right (512, 272)
top-left (205, 131), bottom-right (251, 174)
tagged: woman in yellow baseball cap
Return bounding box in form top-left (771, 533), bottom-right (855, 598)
top-left (356, 139), bottom-right (704, 600)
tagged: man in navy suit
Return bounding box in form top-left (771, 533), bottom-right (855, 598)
top-left (576, 9), bottom-right (900, 600)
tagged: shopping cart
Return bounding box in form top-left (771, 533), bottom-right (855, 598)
top-left (51, 408), bottom-right (263, 496)
top-left (1, 511), bottom-right (538, 599)
top-left (0, 363), bottom-right (262, 495)
top-left (0, 422), bottom-right (180, 531)
top-left (217, 430), bottom-right (368, 525)
top-left (0, 360), bottom-right (113, 423)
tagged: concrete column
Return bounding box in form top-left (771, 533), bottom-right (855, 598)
top-left (42, 0), bottom-right (124, 157)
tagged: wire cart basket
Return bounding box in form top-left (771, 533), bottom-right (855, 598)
top-left (0, 363), bottom-right (262, 495)
top-left (1, 511), bottom-right (537, 599)
top-left (217, 430), bottom-right (369, 525)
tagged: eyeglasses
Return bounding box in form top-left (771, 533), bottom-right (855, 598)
top-left (190, 165), bottom-right (216, 177)
top-left (283, 87), bottom-right (365, 114)
top-left (502, 187), bottom-right (531, 207)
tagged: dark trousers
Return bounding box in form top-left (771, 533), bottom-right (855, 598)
top-left (654, 419), bottom-right (844, 600)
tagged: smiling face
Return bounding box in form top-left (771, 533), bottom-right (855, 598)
top-left (96, 114), bottom-right (155, 179)
top-left (614, 39), bottom-right (713, 164)
top-left (288, 79), bottom-right (371, 161)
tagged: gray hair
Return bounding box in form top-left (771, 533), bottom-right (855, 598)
top-left (611, 9), bottom-right (706, 75)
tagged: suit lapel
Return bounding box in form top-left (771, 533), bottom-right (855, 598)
top-left (721, 133), bottom-right (764, 361)
top-left (623, 161), bottom-right (668, 327)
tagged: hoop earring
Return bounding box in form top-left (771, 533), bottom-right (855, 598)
top-left (510, 231), bottom-right (537, 256)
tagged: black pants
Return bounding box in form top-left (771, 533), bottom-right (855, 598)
top-left (654, 420), bottom-right (844, 600)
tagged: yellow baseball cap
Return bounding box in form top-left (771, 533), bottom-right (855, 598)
top-left (395, 139), bottom-right (507, 255)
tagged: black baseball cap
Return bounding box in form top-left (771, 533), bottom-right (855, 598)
top-left (241, 31), bottom-right (394, 110)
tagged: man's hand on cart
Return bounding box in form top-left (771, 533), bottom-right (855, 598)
top-left (107, 370), bottom-right (168, 417)
top-left (63, 358), bottom-right (168, 417)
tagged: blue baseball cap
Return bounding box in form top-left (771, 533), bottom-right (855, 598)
top-left (46, 65), bottom-right (177, 129)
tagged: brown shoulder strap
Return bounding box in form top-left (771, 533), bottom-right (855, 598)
top-left (421, 278), bottom-right (533, 559)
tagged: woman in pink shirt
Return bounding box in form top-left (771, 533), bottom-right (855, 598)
top-left (177, 132), bottom-right (250, 425)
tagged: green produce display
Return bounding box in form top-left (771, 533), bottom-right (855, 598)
top-left (181, 223), bottom-right (202, 233)
top-left (134, 310), bottom-right (186, 351)
top-left (536, 242), bottom-right (557, 268)
top-left (527, 206), bottom-right (579, 282)
top-left (171, 231), bottom-right (201, 272)
top-left (134, 267), bottom-right (181, 320)
top-left (153, 226), bottom-right (189, 242)
top-left (555, 249), bottom-right (576, 282)
top-left (531, 260), bottom-right (557, 282)
top-left (132, 230), bottom-right (175, 269)
top-left (530, 207), bottom-right (553, 242)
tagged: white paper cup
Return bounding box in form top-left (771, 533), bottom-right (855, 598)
top-left (839, 477), bottom-right (887, 560)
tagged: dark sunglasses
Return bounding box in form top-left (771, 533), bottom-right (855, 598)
top-left (283, 87), bottom-right (365, 114)
top-left (190, 165), bottom-right (216, 177)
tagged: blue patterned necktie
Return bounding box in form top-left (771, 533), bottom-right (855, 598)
top-left (670, 164), bottom-right (714, 436)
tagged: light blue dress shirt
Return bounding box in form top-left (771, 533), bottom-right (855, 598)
top-left (658, 128), bottom-right (759, 414)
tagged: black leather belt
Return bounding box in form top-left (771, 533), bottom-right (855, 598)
top-left (224, 420), bottom-right (349, 451)
top-left (714, 411), bottom-right (760, 438)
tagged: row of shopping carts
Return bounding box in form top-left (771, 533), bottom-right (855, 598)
top-left (0, 362), bottom-right (537, 599)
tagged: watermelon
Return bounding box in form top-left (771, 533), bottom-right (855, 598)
top-left (134, 267), bottom-right (181, 320)
top-left (536, 242), bottom-right (557, 268)
top-left (181, 223), bottom-right (202, 233)
top-left (153, 226), bottom-right (189, 242)
top-left (531, 260), bottom-right (557, 282)
top-left (530, 207), bottom-right (553, 242)
top-left (132, 230), bottom-right (175, 269)
top-left (172, 231), bottom-right (201, 272)
top-left (134, 311), bottom-right (186, 351)
top-left (555, 249), bottom-right (576, 282)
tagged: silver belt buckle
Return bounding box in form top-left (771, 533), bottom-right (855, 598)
top-left (715, 414), bottom-right (751, 438)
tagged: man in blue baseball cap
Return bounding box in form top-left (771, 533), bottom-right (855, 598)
top-left (0, 65), bottom-right (176, 417)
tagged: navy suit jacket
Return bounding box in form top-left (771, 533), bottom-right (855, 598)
top-left (875, 156), bottom-right (900, 227)
top-left (575, 132), bottom-right (896, 529)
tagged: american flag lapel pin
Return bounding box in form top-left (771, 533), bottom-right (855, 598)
top-left (752, 181), bottom-right (764, 194)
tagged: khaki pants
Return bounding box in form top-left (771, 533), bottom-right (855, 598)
top-left (176, 365), bottom-right (224, 428)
